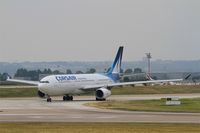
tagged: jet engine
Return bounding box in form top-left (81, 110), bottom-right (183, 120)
top-left (96, 88), bottom-right (111, 100)
top-left (38, 90), bottom-right (45, 98)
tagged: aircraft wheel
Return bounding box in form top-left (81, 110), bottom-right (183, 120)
top-left (70, 96), bottom-right (73, 101)
top-left (63, 96), bottom-right (66, 101)
top-left (47, 98), bottom-right (52, 102)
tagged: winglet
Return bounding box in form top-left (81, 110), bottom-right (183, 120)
top-left (184, 74), bottom-right (191, 80)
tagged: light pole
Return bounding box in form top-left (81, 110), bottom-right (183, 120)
top-left (146, 53), bottom-right (152, 76)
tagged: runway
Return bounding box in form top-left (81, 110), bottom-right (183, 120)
top-left (0, 94), bottom-right (200, 123)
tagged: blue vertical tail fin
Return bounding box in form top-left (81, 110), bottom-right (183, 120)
top-left (106, 46), bottom-right (123, 81)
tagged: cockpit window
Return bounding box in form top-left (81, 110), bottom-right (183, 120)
top-left (39, 81), bottom-right (49, 83)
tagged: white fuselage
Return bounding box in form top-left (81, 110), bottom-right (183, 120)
top-left (38, 74), bottom-right (114, 96)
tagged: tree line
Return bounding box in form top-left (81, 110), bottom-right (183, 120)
top-left (0, 73), bottom-right (8, 81)
top-left (13, 68), bottom-right (98, 81)
top-left (0, 67), bottom-right (145, 81)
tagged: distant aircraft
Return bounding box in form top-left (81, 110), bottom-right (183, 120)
top-left (7, 46), bottom-right (184, 102)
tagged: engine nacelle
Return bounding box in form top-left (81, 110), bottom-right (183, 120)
top-left (96, 88), bottom-right (111, 100)
top-left (38, 90), bottom-right (45, 98)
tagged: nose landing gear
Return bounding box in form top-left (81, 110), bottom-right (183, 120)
top-left (46, 95), bottom-right (52, 102)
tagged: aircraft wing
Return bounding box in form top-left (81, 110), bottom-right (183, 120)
top-left (7, 78), bottom-right (39, 86)
top-left (82, 78), bottom-right (183, 90)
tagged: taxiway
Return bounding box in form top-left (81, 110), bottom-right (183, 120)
top-left (0, 94), bottom-right (200, 123)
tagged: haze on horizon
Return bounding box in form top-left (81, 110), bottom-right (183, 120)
top-left (0, 0), bottom-right (200, 62)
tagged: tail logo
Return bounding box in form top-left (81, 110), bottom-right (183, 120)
top-left (107, 46), bottom-right (123, 81)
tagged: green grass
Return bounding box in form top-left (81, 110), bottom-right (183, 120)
top-left (0, 87), bottom-right (37, 97)
top-left (0, 85), bottom-right (200, 97)
top-left (87, 98), bottom-right (200, 113)
top-left (111, 85), bottom-right (200, 95)
top-left (0, 123), bottom-right (200, 133)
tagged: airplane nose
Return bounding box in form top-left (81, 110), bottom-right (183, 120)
top-left (38, 83), bottom-right (46, 92)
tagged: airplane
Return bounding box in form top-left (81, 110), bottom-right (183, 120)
top-left (7, 46), bottom-right (185, 102)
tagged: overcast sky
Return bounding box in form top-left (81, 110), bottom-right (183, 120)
top-left (0, 0), bottom-right (200, 62)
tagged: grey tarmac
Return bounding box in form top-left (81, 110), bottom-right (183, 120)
top-left (0, 94), bottom-right (200, 123)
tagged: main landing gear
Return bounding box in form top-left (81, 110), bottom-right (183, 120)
top-left (63, 95), bottom-right (73, 101)
top-left (46, 95), bottom-right (73, 102)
